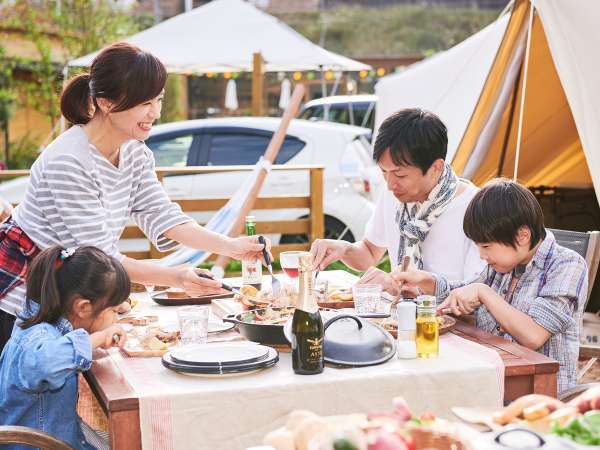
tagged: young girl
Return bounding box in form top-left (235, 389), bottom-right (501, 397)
top-left (0, 246), bottom-right (130, 450)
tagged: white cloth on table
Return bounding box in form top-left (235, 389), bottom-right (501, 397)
top-left (108, 333), bottom-right (503, 450)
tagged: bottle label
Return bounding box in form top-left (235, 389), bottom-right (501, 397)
top-left (306, 336), bottom-right (323, 364)
top-left (242, 259), bottom-right (262, 285)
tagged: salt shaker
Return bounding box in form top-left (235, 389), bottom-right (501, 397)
top-left (396, 301), bottom-right (417, 359)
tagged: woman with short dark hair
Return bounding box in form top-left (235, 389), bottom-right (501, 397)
top-left (0, 42), bottom-right (268, 351)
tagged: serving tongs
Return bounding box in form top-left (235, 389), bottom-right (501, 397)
top-left (258, 235), bottom-right (281, 297)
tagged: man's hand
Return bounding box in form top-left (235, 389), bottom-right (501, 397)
top-left (390, 269), bottom-right (436, 296)
top-left (356, 267), bottom-right (398, 295)
top-left (310, 239), bottom-right (349, 271)
top-left (437, 284), bottom-right (484, 316)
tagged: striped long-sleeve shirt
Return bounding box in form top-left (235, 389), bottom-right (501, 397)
top-left (3, 125), bottom-right (192, 315)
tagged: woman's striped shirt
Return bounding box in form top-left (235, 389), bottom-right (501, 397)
top-left (3, 125), bottom-right (192, 315)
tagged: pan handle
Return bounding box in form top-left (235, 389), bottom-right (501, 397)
top-left (324, 314), bottom-right (363, 331)
top-left (222, 314), bottom-right (238, 324)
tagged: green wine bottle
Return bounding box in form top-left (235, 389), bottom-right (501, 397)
top-left (291, 253), bottom-right (324, 375)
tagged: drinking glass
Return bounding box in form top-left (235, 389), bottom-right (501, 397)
top-left (177, 306), bottom-right (210, 345)
top-left (352, 284), bottom-right (382, 314)
top-left (279, 251), bottom-right (310, 285)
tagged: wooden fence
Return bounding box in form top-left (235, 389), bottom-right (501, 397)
top-left (0, 164), bottom-right (325, 261)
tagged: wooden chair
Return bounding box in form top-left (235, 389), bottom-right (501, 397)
top-left (0, 426), bottom-right (74, 449)
top-left (550, 228), bottom-right (600, 381)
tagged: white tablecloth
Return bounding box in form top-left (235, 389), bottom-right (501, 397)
top-left (111, 272), bottom-right (504, 450)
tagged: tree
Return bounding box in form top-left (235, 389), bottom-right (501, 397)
top-left (0, 1), bottom-right (151, 167)
top-left (0, 46), bottom-right (17, 165)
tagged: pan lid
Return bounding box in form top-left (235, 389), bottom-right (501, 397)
top-left (323, 314), bottom-right (396, 367)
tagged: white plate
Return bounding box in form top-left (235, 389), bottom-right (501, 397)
top-left (208, 320), bottom-right (235, 333)
top-left (172, 366), bottom-right (275, 378)
top-left (170, 342), bottom-right (270, 366)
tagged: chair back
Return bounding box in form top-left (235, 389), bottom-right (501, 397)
top-left (0, 426), bottom-right (74, 449)
top-left (549, 228), bottom-right (600, 308)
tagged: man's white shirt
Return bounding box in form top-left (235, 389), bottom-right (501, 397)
top-left (364, 180), bottom-right (485, 281)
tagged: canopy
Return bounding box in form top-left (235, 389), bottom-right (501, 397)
top-left (375, 0), bottom-right (600, 203)
top-left (68, 0), bottom-right (370, 73)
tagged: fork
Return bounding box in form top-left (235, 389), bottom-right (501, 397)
top-left (258, 235), bottom-right (280, 297)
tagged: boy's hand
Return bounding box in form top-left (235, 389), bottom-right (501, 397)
top-left (92, 325), bottom-right (127, 350)
top-left (437, 284), bottom-right (483, 316)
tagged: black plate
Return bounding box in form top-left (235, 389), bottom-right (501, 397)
top-left (151, 292), bottom-right (232, 306)
top-left (162, 348), bottom-right (279, 374)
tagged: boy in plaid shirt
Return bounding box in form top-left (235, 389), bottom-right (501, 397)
top-left (393, 179), bottom-right (588, 394)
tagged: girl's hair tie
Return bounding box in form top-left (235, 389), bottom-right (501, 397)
top-left (60, 247), bottom-right (77, 261)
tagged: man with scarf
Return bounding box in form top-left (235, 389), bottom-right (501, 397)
top-left (310, 108), bottom-right (484, 296)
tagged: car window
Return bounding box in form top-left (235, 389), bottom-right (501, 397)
top-left (208, 133), bottom-right (305, 165)
top-left (276, 138), bottom-right (305, 164)
top-left (208, 134), bottom-right (270, 165)
top-left (349, 102), bottom-right (373, 128)
top-left (299, 105), bottom-right (323, 121)
top-left (325, 105), bottom-right (350, 124)
top-left (146, 134), bottom-right (194, 167)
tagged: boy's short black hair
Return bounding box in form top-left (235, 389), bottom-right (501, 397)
top-left (373, 108), bottom-right (448, 174)
top-left (464, 178), bottom-right (546, 249)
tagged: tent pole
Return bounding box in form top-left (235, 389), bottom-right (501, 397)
top-left (513, 0), bottom-right (535, 182)
top-left (252, 52), bottom-right (264, 116)
top-left (497, 62), bottom-right (523, 176)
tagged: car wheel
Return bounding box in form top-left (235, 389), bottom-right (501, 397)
top-left (279, 216), bottom-right (355, 244)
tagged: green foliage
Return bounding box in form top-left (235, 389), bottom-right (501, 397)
top-left (0, 0), bottom-right (150, 167)
top-left (7, 133), bottom-right (40, 170)
top-left (161, 75), bottom-right (186, 124)
top-left (276, 5), bottom-right (500, 56)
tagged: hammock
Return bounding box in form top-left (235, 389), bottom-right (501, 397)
top-left (157, 159), bottom-right (270, 267)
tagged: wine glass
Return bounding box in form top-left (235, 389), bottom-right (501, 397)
top-left (279, 251), bottom-right (310, 287)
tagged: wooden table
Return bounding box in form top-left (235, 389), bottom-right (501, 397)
top-left (84, 319), bottom-right (558, 450)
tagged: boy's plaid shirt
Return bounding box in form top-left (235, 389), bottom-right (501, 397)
top-left (434, 231), bottom-right (588, 394)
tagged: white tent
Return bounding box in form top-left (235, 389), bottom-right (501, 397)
top-left (69, 0), bottom-right (370, 73)
top-left (375, 0), bottom-right (600, 202)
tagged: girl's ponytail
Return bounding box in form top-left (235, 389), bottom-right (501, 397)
top-left (21, 247), bottom-right (64, 328)
top-left (20, 246), bottom-right (130, 329)
top-left (60, 73), bottom-right (93, 125)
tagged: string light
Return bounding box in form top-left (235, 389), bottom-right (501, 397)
top-left (376, 67), bottom-right (386, 77)
top-left (324, 71), bottom-right (334, 81)
top-left (224, 72), bottom-right (232, 79)
top-left (359, 70), bottom-right (368, 79)
top-left (293, 71), bottom-right (302, 81)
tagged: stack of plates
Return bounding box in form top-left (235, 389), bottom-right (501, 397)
top-left (162, 343), bottom-right (278, 377)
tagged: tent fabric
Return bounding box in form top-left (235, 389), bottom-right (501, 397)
top-left (68, 0), bottom-right (370, 73)
top-left (375, 0), bottom-right (600, 202)
top-left (535, 0), bottom-right (600, 201)
top-left (374, 13), bottom-right (510, 163)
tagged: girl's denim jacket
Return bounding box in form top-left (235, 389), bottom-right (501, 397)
top-left (0, 301), bottom-right (96, 450)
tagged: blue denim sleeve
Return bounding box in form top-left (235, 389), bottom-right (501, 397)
top-left (16, 327), bottom-right (92, 393)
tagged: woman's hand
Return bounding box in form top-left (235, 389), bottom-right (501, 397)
top-left (176, 267), bottom-right (224, 297)
top-left (91, 325), bottom-right (127, 350)
top-left (437, 284), bottom-right (484, 316)
top-left (227, 235), bottom-right (272, 264)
